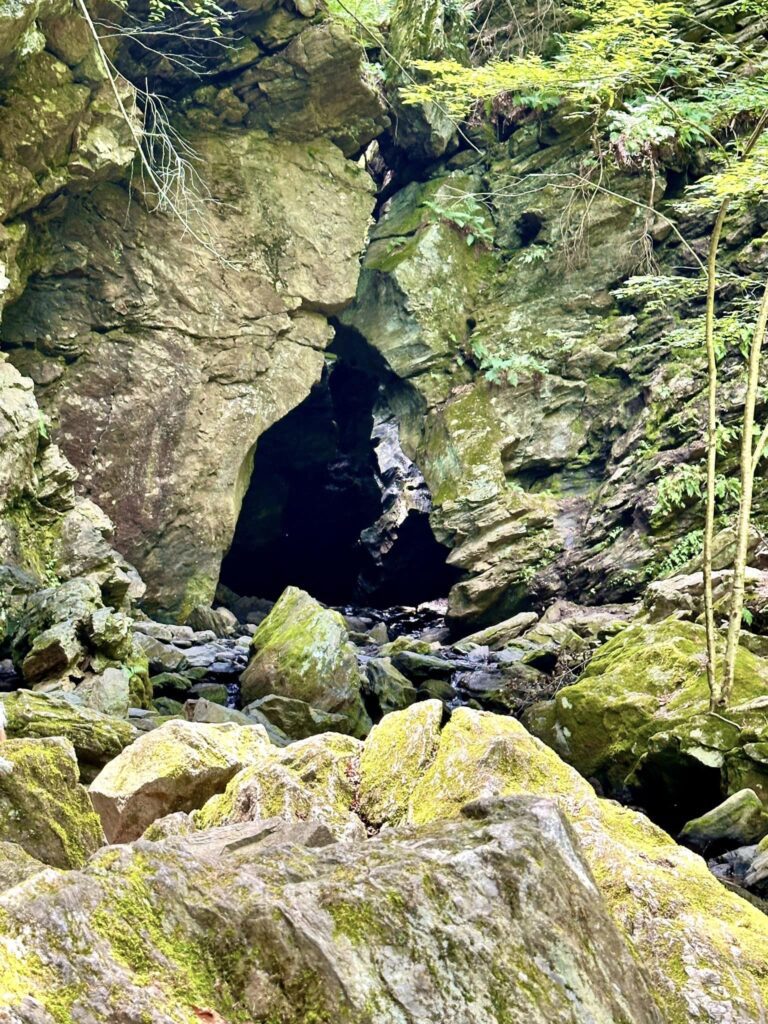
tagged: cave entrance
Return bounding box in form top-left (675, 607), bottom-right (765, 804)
top-left (218, 329), bottom-right (459, 609)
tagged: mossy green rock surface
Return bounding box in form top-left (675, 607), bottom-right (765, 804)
top-left (195, 732), bottom-right (363, 840)
top-left (0, 795), bottom-right (662, 1024)
top-left (0, 688), bottom-right (134, 771)
top-left (524, 618), bottom-right (768, 808)
top-left (90, 720), bottom-right (271, 843)
top-left (0, 841), bottom-right (46, 892)
top-left (358, 699), bottom-right (443, 826)
top-left (0, 736), bottom-right (104, 868)
top-left (241, 586), bottom-right (371, 737)
top-left (365, 703), bottom-right (768, 1023)
top-left (680, 789), bottom-right (768, 852)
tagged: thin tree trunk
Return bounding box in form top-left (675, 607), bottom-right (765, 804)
top-left (703, 112), bottom-right (768, 710)
top-left (722, 277), bottom-right (768, 706)
top-left (704, 199), bottom-right (729, 711)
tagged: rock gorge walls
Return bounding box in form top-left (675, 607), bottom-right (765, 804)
top-left (0, 0), bottom-right (385, 617)
top-left (4, 0), bottom-right (768, 631)
top-left (4, 134), bottom-right (376, 617)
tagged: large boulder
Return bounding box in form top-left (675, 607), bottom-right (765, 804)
top-left (0, 737), bottom-right (104, 868)
top-left (240, 587), bottom-right (371, 737)
top-left (680, 789), bottom-right (768, 854)
top-left (524, 618), bottom-right (768, 828)
top-left (360, 703), bottom-right (768, 1023)
top-left (89, 720), bottom-right (271, 842)
top-left (195, 732), bottom-right (364, 840)
top-left (0, 797), bottom-right (662, 1023)
top-left (358, 698), bottom-right (443, 826)
top-left (0, 689), bottom-right (134, 772)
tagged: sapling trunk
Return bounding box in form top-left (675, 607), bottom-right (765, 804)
top-left (702, 113), bottom-right (768, 711)
top-left (704, 200), bottom-right (729, 712)
top-left (722, 277), bottom-right (768, 706)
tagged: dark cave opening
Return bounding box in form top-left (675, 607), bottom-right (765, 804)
top-left (218, 328), bottom-right (460, 609)
top-left (629, 750), bottom-right (724, 837)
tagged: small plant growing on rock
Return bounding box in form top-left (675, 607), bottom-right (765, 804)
top-left (423, 194), bottom-right (495, 246)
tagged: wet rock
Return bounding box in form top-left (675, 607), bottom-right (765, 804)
top-left (245, 694), bottom-right (348, 741)
top-left (188, 681), bottom-right (229, 704)
top-left (0, 795), bottom-right (663, 1024)
top-left (0, 737), bottom-right (104, 868)
top-left (390, 648), bottom-right (455, 680)
top-left (89, 719), bottom-right (271, 842)
top-left (241, 587), bottom-right (371, 738)
top-left (362, 657), bottom-right (419, 717)
top-left (196, 732), bottom-right (364, 841)
top-left (149, 670), bottom-right (192, 696)
top-left (0, 688), bottom-right (134, 771)
top-left (680, 789), bottom-right (768, 853)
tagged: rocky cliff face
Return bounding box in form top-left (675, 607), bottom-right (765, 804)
top-left (1, 0), bottom-right (387, 618)
top-left (3, 0), bottom-right (762, 631)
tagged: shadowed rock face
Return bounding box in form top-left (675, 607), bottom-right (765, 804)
top-left (3, 133), bottom-right (375, 618)
top-left (219, 330), bottom-right (459, 608)
top-left (0, 796), bottom-right (664, 1024)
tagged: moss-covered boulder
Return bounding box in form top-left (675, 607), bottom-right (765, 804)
top-left (89, 719), bottom-right (271, 842)
top-left (358, 699), bottom-right (443, 827)
top-left (0, 689), bottom-right (134, 773)
top-left (679, 789), bottom-right (768, 853)
top-left (0, 737), bottom-right (104, 868)
top-left (524, 618), bottom-right (768, 823)
top-left (195, 732), bottom-right (363, 840)
top-left (240, 587), bottom-right (371, 738)
top-left (244, 693), bottom-right (348, 740)
top-left (361, 703), bottom-right (768, 1023)
top-left (0, 796), bottom-right (663, 1023)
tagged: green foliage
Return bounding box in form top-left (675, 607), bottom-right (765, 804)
top-left (658, 529), bottom-right (703, 576)
top-left (613, 275), bottom-right (703, 315)
top-left (518, 244), bottom-right (553, 264)
top-left (402, 0), bottom-right (685, 116)
top-left (109, 0), bottom-right (227, 31)
top-left (653, 463), bottom-right (740, 518)
top-left (402, 0), bottom-right (768, 204)
top-left (470, 340), bottom-right (547, 384)
top-left (422, 194), bottom-right (495, 246)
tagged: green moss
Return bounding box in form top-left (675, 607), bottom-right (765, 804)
top-left (528, 618), bottom-right (768, 794)
top-left (0, 738), bottom-right (103, 868)
top-left (5, 497), bottom-right (60, 586)
top-left (89, 851), bottom-right (245, 1021)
